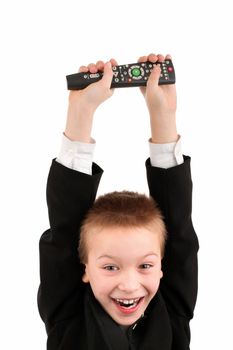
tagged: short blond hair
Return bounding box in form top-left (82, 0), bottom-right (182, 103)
top-left (78, 191), bottom-right (167, 263)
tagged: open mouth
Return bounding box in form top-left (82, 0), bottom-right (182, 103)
top-left (112, 297), bottom-right (144, 314)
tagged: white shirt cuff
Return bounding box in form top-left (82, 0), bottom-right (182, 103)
top-left (56, 134), bottom-right (96, 175)
top-left (149, 136), bottom-right (184, 169)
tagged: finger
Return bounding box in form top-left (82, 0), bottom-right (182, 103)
top-left (78, 65), bottom-right (89, 73)
top-left (87, 63), bottom-right (98, 73)
top-left (110, 58), bottom-right (118, 67)
top-left (110, 58), bottom-right (118, 65)
top-left (148, 53), bottom-right (159, 63)
top-left (101, 61), bottom-right (113, 87)
top-left (137, 55), bottom-right (148, 63)
top-left (96, 60), bottom-right (105, 71)
top-left (147, 63), bottom-right (161, 87)
top-left (157, 54), bottom-right (165, 62)
top-left (165, 54), bottom-right (172, 60)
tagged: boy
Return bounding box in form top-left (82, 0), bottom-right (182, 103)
top-left (38, 53), bottom-right (199, 349)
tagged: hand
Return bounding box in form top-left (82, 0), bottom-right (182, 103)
top-left (138, 53), bottom-right (178, 143)
top-left (65, 58), bottom-right (118, 142)
top-left (68, 59), bottom-right (118, 112)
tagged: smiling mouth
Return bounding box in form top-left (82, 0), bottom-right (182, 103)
top-left (111, 297), bottom-right (144, 312)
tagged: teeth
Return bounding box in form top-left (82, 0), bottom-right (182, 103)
top-left (115, 298), bottom-right (140, 305)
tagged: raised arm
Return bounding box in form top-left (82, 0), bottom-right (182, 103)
top-left (138, 53), bottom-right (178, 144)
top-left (139, 53), bottom-right (199, 320)
top-left (38, 59), bottom-right (117, 330)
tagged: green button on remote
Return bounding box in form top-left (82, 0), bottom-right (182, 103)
top-left (132, 68), bottom-right (141, 77)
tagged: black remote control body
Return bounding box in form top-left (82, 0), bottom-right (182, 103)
top-left (66, 59), bottom-right (175, 90)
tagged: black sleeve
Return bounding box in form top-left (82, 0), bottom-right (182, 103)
top-left (37, 159), bottom-right (103, 331)
top-left (146, 156), bottom-right (199, 320)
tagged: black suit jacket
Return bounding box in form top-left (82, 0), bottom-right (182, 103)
top-left (38, 156), bottom-right (199, 349)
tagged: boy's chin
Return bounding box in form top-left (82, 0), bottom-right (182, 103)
top-left (111, 311), bottom-right (143, 327)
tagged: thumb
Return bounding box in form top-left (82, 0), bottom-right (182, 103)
top-left (147, 64), bottom-right (161, 88)
top-left (101, 61), bottom-right (113, 88)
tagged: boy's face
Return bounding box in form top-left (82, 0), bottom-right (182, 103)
top-left (82, 226), bottom-right (163, 327)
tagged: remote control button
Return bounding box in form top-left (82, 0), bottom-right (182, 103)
top-left (168, 67), bottom-right (173, 72)
top-left (132, 68), bottom-right (141, 77)
top-left (90, 73), bottom-right (100, 78)
top-left (128, 65), bottom-right (144, 79)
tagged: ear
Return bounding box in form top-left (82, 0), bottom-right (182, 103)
top-left (82, 265), bottom-right (89, 283)
top-left (159, 270), bottom-right (163, 279)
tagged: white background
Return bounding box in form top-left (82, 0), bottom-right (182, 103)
top-left (1, 0), bottom-right (233, 348)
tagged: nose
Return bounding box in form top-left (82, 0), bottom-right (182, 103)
top-left (118, 269), bottom-right (140, 293)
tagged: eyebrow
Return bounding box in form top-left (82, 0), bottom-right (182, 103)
top-left (97, 253), bottom-right (159, 260)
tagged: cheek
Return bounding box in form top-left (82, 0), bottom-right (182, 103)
top-left (146, 270), bottom-right (163, 294)
top-left (86, 266), bottom-right (113, 296)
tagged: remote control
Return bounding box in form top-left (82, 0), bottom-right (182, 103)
top-left (66, 59), bottom-right (175, 90)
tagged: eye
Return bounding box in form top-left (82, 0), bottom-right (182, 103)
top-left (103, 265), bottom-right (119, 271)
top-left (139, 263), bottom-right (153, 269)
